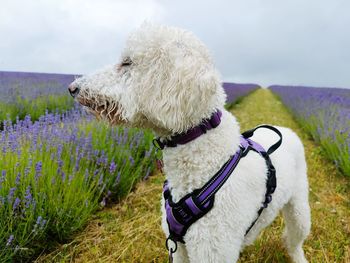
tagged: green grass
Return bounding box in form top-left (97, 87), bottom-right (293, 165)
top-left (35, 89), bottom-right (350, 262)
top-left (0, 95), bottom-right (74, 123)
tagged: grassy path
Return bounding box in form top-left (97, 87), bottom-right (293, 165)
top-left (36, 89), bottom-right (350, 262)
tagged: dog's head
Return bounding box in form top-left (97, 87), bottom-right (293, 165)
top-left (69, 23), bottom-right (226, 135)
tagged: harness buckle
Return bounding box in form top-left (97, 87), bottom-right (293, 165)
top-left (153, 138), bottom-right (165, 150)
top-left (166, 237), bottom-right (177, 263)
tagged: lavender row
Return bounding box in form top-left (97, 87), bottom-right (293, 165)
top-left (0, 71), bottom-right (78, 122)
top-left (270, 85), bottom-right (350, 176)
top-left (0, 109), bottom-right (156, 261)
top-left (223, 82), bottom-right (260, 105)
top-left (0, 71), bottom-right (77, 103)
top-left (0, 95), bottom-right (75, 123)
top-left (0, 72), bottom-right (258, 105)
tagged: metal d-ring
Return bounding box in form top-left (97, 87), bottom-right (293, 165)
top-left (165, 237), bottom-right (178, 253)
top-left (166, 237), bottom-right (177, 263)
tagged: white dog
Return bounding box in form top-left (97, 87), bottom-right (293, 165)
top-left (69, 23), bottom-right (311, 263)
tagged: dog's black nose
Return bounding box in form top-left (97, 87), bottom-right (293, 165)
top-left (68, 84), bottom-right (80, 98)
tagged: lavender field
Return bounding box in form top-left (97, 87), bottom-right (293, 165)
top-left (2, 70), bottom-right (349, 262)
top-left (223, 82), bottom-right (260, 106)
top-left (0, 109), bottom-right (156, 261)
top-left (0, 71), bottom-right (77, 101)
top-left (270, 85), bottom-right (350, 176)
top-left (0, 71), bottom-right (156, 261)
top-left (0, 71), bottom-right (77, 122)
top-left (0, 71), bottom-right (260, 261)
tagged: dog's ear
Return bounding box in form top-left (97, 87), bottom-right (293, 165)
top-left (141, 41), bottom-right (226, 134)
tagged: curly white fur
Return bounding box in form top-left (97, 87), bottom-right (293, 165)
top-left (70, 23), bottom-right (311, 263)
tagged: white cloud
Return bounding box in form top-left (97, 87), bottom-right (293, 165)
top-left (0, 0), bottom-right (164, 74)
top-left (0, 0), bottom-right (349, 87)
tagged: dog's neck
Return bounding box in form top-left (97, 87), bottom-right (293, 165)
top-left (161, 109), bottom-right (241, 202)
top-left (154, 110), bottom-right (222, 149)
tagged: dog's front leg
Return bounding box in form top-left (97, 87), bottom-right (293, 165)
top-left (173, 243), bottom-right (190, 263)
top-left (186, 241), bottom-right (241, 263)
top-left (185, 225), bottom-right (242, 263)
top-left (186, 242), bottom-right (240, 263)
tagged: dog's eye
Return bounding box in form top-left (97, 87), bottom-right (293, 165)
top-left (120, 57), bottom-right (132, 67)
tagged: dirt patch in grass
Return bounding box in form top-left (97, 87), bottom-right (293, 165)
top-left (36, 89), bottom-right (350, 262)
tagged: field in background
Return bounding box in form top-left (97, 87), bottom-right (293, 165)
top-left (223, 82), bottom-right (259, 107)
top-left (0, 71), bottom-right (260, 261)
top-left (0, 71), bottom-right (156, 261)
top-left (270, 85), bottom-right (350, 176)
top-left (0, 109), bottom-right (156, 262)
top-left (0, 71), bottom-right (77, 122)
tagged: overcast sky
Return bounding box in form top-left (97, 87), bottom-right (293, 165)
top-left (0, 0), bottom-right (349, 88)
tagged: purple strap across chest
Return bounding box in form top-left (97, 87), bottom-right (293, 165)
top-left (163, 135), bottom-right (271, 243)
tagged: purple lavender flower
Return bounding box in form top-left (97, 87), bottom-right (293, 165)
top-left (0, 170), bottom-right (5, 188)
top-left (35, 161), bottom-right (42, 181)
top-left (32, 215), bottom-right (47, 233)
top-left (109, 161), bottom-right (117, 174)
top-left (61, 171), bottom-right (66, 181)
top-left (15, 172), bottom-right (21, 186)
top-left (36, 216), bottom-right (42, 225)
top-left (114, 171), bottom-right (121, 186)
top-left (1, 170), bottom-right (6, 181)
top-left (57, 159), bottom-right (63, 172)
top-left (57, 144), bottom-right (63, 159)
top-left (13, 197), bottom-right (21, 212)
top-left (24, 167), bottom-right (30, 178)
top-left (98, 174), bottom-right (104, 186)
top-left (24, 186), bottom-right (33, 209)
top-left (6, 235), bottom-right (14, 247)
top-left (8, 187), bottom-right (16, 203)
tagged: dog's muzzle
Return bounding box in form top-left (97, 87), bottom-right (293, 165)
top-left (68, 84), bottom-right (80, 98)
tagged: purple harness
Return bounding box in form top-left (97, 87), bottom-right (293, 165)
top-left (153, 110), bottom-right (282, 258)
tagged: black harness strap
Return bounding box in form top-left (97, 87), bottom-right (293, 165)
top-left (242, 125), bottom-right (282, 235)
top-left (242, 124), bottom-right (283, 155)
